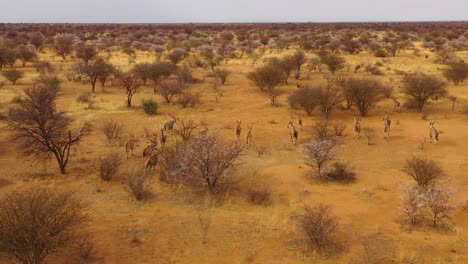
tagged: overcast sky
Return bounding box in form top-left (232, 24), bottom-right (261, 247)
top-left (1, 0), bottom-right (467, 23)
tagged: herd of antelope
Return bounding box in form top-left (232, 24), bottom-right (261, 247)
top-left (124, 109), bottom-right (441, 172)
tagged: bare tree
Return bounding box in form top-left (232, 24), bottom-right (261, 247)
top-left (159, 133), bottom-right (243, 192)
top-left (347, 78), bottom-right (385, 116)
top-left (157, 80), bottom-right (185, 104)
top-left (2, 69), bottom-right (24, 85)
top-left (247, 64), bottom-right (285, 105)
top-left (132, 63), bottom-right (152, 85)
top-left (400, 184), bottom-right (424, 226)
top-left (74, 43), bottom-right (97, 65)
top-left (288, 85), bottom-right (322, 115)
top-left (174, 119), bottom-right (200, 141)
top-left (167, 48), bottom-right (186, 64)
top-left (53, 34), bottom-right (75, 60)
top-left (293, 204), bottom-right (338, 252)
top-left (318, 86), bottom-right (343, 119)
top-left (321, 53), bottom-right (346, 74)
top-left (423, 184), bottom-right (457, 227)
top-left (8, 86), bottom-right (91, 174)
top-left (442, 62), bottom-right (468, 85)
top-left (0, 187), bottom-right (89, 264)
top-left (404, 156), bottom-right (445, 188)
top-left (402, 72), bottom-right (447, 112)
top-left (302, 139), bottom-right (337, 178)
top-left (311, 120), bottom-right (334, 140)
top-left (117, 71), bottom-right (141, 108)
top-left (16, 45), bottom-right (37, 67)
top-left (291, 50), bottom-right (307, 79)
top-left (76, 58), bottom-right (114, 93)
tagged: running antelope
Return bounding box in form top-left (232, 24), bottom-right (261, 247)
top-left (429, 121), bottom-right (439, 144)
top-left (163, 115), bottom-right (177, 131)
top-left (383, 112), bottom-right (391, 140)
top-left (145, 153), bottom-right (159, 171)
top-left (288, 120), bottom-right (299, 144)
top-left (297, 114), bottom-right (303, 131)
top-left (245, 125), bottom-right (252, 148)
top-left (142, 133), bottom-right (158, 159)
top-left (353, 116), bottom-right (361, 138)
top-left (235, 120), bottom-right (242, 140)
top-left (392, 98), bottom-right (401, 112)
top-left (160, 128), bottom-right (167, 147)
top-left (125, 134), bottom-right (139, 158)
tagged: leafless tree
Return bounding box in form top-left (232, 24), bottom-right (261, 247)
top-left (293, 204), bottom-right (338, 252)
top-left (288, 85), bottom-right (322, 115)
top-left (157, 80), bottom-right (185, 104)
top-left (131, 63), bottom-right (152, 85)
top-left (174, 119), bottom-right (200, 141)
top-left (302, 139), bottom-right (338, 178)
top-left (400, 184), bottom-right (424, 226)
top-left (442, 62), bottom-right (468, 85)
top-left (76, 58), bottom-right (114, 93)
top-left (347, 78), bottom-right (385, 116)
top-left (117, 71), bottom-right (142, 108)
top-left (0, 187), bottom-right (89, 264)
top-left (74, 43), bottom-right (97, 65)
top-left (423, 184), bottom-right (457, 227)
top-left (318, 86), bottom-right (343, 119)
top-left (159, 133), bottom-right (243, 192)
top-left (8, 86), bottom-right (91, 174)
top-left (53, 34), bottom-right (75, 60)
top-left (321, 53), bottom-right (346, 74)
top-left (402, 72), bottom-right (447, 112)
top-left (404, 156), bottom-right (445, 188)
top-left (16, 45), bottom-right (37, 67)
top-left (291, 50), bottom-right (307, 79)
top-left (167, 48), bottom-right (186, 64)
top-left (2, 69), bottom-right (24, 85)
top-left (247, 64), bottom-right (285, 105)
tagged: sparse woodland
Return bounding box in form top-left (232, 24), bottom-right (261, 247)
top-left (0, 22), bottom-right (467, 263)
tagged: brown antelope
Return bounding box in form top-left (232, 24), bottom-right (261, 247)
top-left (160, 128), bottom-right (167, 147)
top-left (145, 154), bottom-right (159, 171)
top-left (392, 98), bottom-right (401, 112)
top-left (235, 120), bottom-right (242, 140)
top-left (163, 115), bottom-right (177, 131)
top-left (142, 133), bottom-right (158, 159)
top-left (297, 114), bottom-right (303, 131)
top-left (353, 115), bottom-right (361, 138)
top-left (245, 125), bottom-right (252, 148)
top-left (429, 121), bottom-right (439, 144)
top-left (125, 134), bottom-right (139, 158)
top-left (383, 112), bottom-right (391, 140)
top-left (288, 120), bottom-right (299, 144)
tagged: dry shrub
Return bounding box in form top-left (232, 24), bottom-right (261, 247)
top-left (0, 187), bottom-right (89, 264)
top-left (247, 185), bottom-right (272, 206)
top-left (98, 152), bottom-right (123, 181)
top-left (293, 204), bottom-right (338, 253)
top-left (311, 120), bottom-right (334, 140)
top-left (332, 121), bottom-right (346, 136)
top-left (404, 156), bottom-right (445, 188)
top-left (326, 162), bottom-right (356, 182)
top-left (126, 168), bottom-right (150, 201)
top-left (177, 91), bottom-right (201, 108)
top-left (102, 120), bottom-right (124, 143)
top-left (174, 119), bottom-right (199, 141)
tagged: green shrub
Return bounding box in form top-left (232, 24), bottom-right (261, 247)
top-left (142, 99), bottom-right (158, 115)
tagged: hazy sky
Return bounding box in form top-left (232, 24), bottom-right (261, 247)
top-left (1, 0), bottom-right (467, 23)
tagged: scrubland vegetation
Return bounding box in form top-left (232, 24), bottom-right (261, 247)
top-left (0, 22), bottom-right (467, 263)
